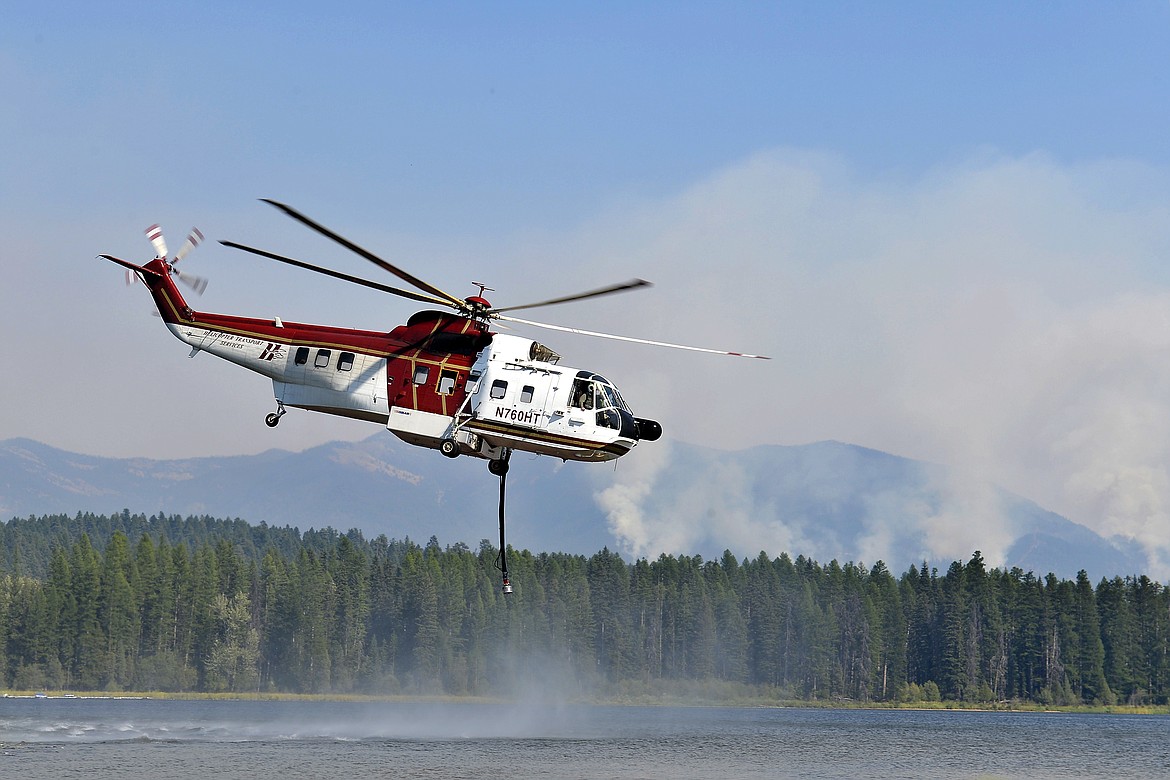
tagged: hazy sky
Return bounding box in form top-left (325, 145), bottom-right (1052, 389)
top-left (5, 2), bottom-right (1170, 569)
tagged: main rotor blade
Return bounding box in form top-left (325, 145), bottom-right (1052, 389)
top-left (498, 315), bottom-right (771, 359)
top-left (220, 240), bottom-right (455, 308)
top-left (260, 199), bottom-right (466, 309)
top-left (489, 279), bottom-right (652, 315)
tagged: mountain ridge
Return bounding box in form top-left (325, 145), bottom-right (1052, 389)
top-left (0, 435), bottom-right (1147, 579)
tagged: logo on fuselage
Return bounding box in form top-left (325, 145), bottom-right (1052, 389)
top-left (259, 343), bottom-right (285, 361)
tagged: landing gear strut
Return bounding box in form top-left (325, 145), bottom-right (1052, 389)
top-left (265, 401), bottom-right (287, 428)
top-left (491, 449), bottom-right (513, 594)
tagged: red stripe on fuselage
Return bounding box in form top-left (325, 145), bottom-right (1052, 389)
top-left (138, 256), bottom-right (487, 417)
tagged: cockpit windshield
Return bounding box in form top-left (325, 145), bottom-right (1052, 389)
top-left (599, 383), bottom-right (624, 411)
top-left (570, 374), bottom-right (631, 418)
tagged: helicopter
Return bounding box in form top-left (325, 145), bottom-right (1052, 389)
top-left (100, 200), bottom-right (768, 592)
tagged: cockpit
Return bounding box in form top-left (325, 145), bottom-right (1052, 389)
top-left (569, 372), bottom-right (630, 430)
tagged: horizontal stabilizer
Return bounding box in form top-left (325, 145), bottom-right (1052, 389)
top-left (98, 254), bottom-right (162, 278)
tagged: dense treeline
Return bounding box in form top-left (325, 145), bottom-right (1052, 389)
top-left (1, 514), bottom-right (1168, 704)
top-left (0, 512), bottom-right (360, 579)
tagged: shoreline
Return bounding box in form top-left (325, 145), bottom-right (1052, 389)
top-left (3, 690), bottom-right (1167, 715)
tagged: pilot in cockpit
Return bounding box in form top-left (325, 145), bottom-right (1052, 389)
top-left (571, 378), bottom-right (594, 410)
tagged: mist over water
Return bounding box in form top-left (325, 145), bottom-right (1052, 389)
top-left (0, 698), bottom-right (587, 744)
top-left (2, 698), bottom-right (1168, 779)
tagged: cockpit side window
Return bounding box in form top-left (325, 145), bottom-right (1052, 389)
top-left (571, 377), bottom-right (629, 415)
top-left (596, 409), bottom-right (621, 430)
top-left (571, 378), bottom-right (596, 410)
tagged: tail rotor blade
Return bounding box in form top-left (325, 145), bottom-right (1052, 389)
top-left (175, 270), bottom-right (209, 295)
top-left (145, 224), bottom-right (168, 259)
top-left (174, 227), bottom-right (205, 263)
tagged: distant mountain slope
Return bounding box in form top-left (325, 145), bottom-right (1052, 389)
top-left (0, 436), bottom-right (1147, 579)
top-left (630, 440), bottom-right (1145, 579)
top-left (0, 435), bottom-right (610, 553)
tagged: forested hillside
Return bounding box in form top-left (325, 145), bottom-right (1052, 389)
top-left (1, 513), bottom-right (1167, 705)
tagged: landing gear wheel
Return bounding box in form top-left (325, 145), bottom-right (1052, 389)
top-left (439, 438), bottom-right (460, 458)
top-left (265, 401), bottom-right (287, 428)
top-left (488, 457), bottom-right (509, 476)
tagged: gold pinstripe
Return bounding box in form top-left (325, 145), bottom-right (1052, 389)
top-left (156, 279), bottom-right (475, 367)
top-left (465, 418), bottom-right (632, 455)
top-left (152, 270), bottom-right (630, 458)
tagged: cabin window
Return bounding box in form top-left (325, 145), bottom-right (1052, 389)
top-left (413, 365), bottom-right (430, 385)
top-left (490, 379), bottom-right (507, 399)
top-left (438, 370), bottom-right (458, 395)
top-left (295, 347), bottom-right (309, 366)
top-left (520, 385), bottom-right (535, 404)
top-left (338, 352), bottom-right (355, 372)
top-left (314, 349), bottom-right (331, 368)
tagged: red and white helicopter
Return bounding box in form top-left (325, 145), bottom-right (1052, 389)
top-left (101, 200), bottom-right (768, 591)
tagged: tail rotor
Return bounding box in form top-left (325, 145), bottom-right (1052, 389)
top-left (145, 224), bottom-right (169, 259)
top-left (174, 227), bottom-right (205, 263)
top-left (144, 224), bottom-right (209, 295)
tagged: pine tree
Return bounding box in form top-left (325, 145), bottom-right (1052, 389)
top-left (1129, 575), bottom-right (1167, 703)
top-left (1072, 570), bottom-right (1111, 704)
top-left (744, 551), bottom-right (782, 686)
top-left (707, 557), bottom-right (748, 683)
top-left (44, 546), bottom-right (74, 679)
top-left (938, 561), bottom-right (967, 700)
top-left (205, 591), bottom-right (259, 692)
top-left (1098, 576), bottom-right (1141, 702)
top-left (70, 535), bottom-right (104, 689)
top-left (587, 548), bottom-right (632, 684)
top-left (99, 531), bottom-right (139, 688)
top-left (329, 534), bottom-right (370, 691)
top-left (868, 560), bottom-right (905, 701)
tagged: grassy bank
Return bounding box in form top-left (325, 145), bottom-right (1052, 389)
top-left (4, 689), bottom-right (1167, 715)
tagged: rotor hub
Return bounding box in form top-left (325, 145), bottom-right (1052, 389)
top-left (464, 295), bottom-right (492, 312)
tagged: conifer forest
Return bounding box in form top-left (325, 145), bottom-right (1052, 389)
top-left (1, 512), bottom-right (1167, 705)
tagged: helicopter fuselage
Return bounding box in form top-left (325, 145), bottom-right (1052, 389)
top-left (132, 256), bottom-right (660, 464)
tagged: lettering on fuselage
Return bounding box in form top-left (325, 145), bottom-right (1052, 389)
top-left (494, 406), bottom-right (543, 426)
top-left (212, 333), bottom-right (269, 353)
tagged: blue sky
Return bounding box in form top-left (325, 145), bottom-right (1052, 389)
top-left (8, 2), bottom-right (1169, 227)
top-left (5, 2), bottom-right (1170, 570)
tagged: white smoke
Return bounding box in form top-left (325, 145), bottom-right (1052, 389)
top-left (571, 149), bottom-right (1170, 576)
top-left (595, 439), bottom-right (672, 557)
top-left (596, 444), bottom-right (814, 562)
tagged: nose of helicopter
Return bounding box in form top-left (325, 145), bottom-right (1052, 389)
top-left (635, 417), bottom-right (662, 441)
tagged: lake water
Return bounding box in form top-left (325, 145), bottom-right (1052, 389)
top-left (1, 697), bottom-right (1167, 779)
